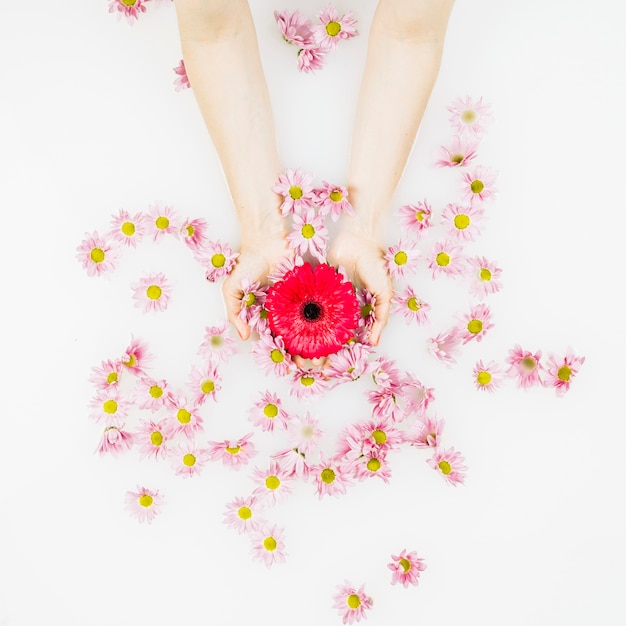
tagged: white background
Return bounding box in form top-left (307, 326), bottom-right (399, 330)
top-left (1, 1), bottom-right (625, 624)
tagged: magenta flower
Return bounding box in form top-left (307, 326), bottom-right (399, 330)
top-left (170, 443), bottom-right (209, 479)
top-left (131, 272), bottom-right (172, 313)
top-left (272, 168), bottom-right (316, 216)
top-left (108, 209), bottom-right (146, 248)
top-left (352, 452), bottom-right (392, 483)
top-left (179, 217), bottom-right (208, 251)
top-left (89, 359), bottom-right (123, 390)
top-left (388, 549), bottom-right (427, 587)
top-left (76, 231), bottom-right (120, 277)
top-left (407, 414), bottom-right (445, 449)
top-left (207, 433), bottom-right (257, 470)
top-left (89, 388), bottom-right (131, 425)
top-left (384, 239), bottom-right (420, 279)
top-left (164, 394), bottom-right (203, 439)
top-left (197, 320), bottom-right (237, 362)
top-left (223, 495), bottom-right (264, 535)
top-left (545, 349), bottom-right (585, 396)
top-left (146, 203), bottom-right (181, 241)
top-left (314, 5), bottom-right (358, 51)
top-left (289, 367), bottom-right (329, 399)
top-left (252, 461), bottom-right (294, 505)
top-left (187, 360), bottom-right (222, 405)
top-left (332, 582), bottom-right (373, 625)
top-left (274, 9), bottom-right (314, 47)
top-left (124, 486), bottom-right (163, 525)
top-left (311, 454), bottom-right (351, 499)
top-left (135, 419), bottom-right (170, 460)
top-left (120, 335), bottom-right (153, 376)
top-left (447, 95), bottom-right (493, 136)
top-left (391, 286), bottom-right (431, 325)
top-left (250, 524), bottom-right (287, 568)
top-left (358, 418), bottom-right (404, 456)
top-left (473, 359), bottom-right (503, 393)
top-left (356, 288), bottom-right (376, 336)
top-left (287, 207), bottom-right (328, 263)
top-left (458, 303), bottom-right (494, 344)
top-left (428, 328), bottom-right (463, 367)
top-left (173, 59), bottom-right (190, 91)
top-left (466, 256), bottom-right (503, 298)
top-left (134, 376), bottom-right (171, 412)
top-left (506, 345), bottom-right (544, 388)
top-left (297, 46), bottom-right (328, 73)
top-left (427, 239), bottom-right (466, 279)
top-left (315, 181), bottom-right (354, 221)
top-left (96, 425), bottom-right (134, 456)
top-left (248, 390), bottom-right (290, 432)
top-left (325, 343), bottom-right (373, 385)
top-left (251, 333), bottom-right (294, 377)
top-left (201, 240), bottom-right (239, 283)
top-left (441, 203), bottom-right (485, 241)
top-left (367, 385), bottom-right (404, 423)
top-left (396, 200), bottom-right (433, 239)
top-left (461, 166), bottom-right (498, 205)
top-left (435, 135), bottom-right (478, 167)
top-left (108, 0), bottom-right (150, 25)
top-left (238, 278), bottom-right (267, 324)
top-left (428, 447), bottom-right (468, 486)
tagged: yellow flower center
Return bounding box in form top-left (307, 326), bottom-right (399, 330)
top-left (149, 385), bottom-right (163, 399)
top-left (121, 221), bottom-right (135, 236)
top-left (106, 371), bottom-right (118, 384)
top-left (329, 190), bottom-right (343, 202)
top-left (436, 252), bottom-right (450, 266)
top-left (264, 403), bottom-right (278, 418)
top-left (415, 210), bottom-right (425, 222)
top-left (183, 453), bottom-right (196, 467)
top-left (367, 458), bottom-right (381, 472)
top-left (347, 594), bottom-right (361, 609)
top-left (467, 319), bottom-right (483, 334)
top-left (146, 285), bottom-right (162, 300)
top-left (321, 468), bottom-right (336, 484)
top-left (155, 216), bottom-right (169, 230)
top-left (289, 185), bottom-right (303, 200)
top-left (270, 349), bottom-right (284, 364)
top-left (265, 475), bottom-right (280, 490)
top-left (177, 408), bottom-right (191, 424)
top-left (360, 304), bottom-right (373, 318)
top-left (407, 297), bottom-right (420, 312)
top-left (138, 494), bottom-right (153, 507)
top-left (244, 293), bottom-right (256, 307)
top-left (480, 267), bottom-right (492, 281)
top-left (103, 399), bottom-right (118, 414)
top-left (225, 446), bottom-right (241, 455)
top-left (301, 224), bottom-right (316, 239)
top-left (120, 0), bottom-right (137, 6)
top-left (263, 537), bottom-right (277, 551)
top-left (90, 248), bottom-right (105, 264)
top-left (451, 153), bottom-right (464, 164)
top-left (238, 506), bottom-right (252, 520)
top-left (557, 365), bottom-right (572, 382)
top-left (201, 380), bottom-right (215, 394)
top-left (185, 224), bottom-right (195, 237)
top-left (372, 430), bottom-right (387, 445)
top-left (471, 179), bottom-right (485, 194)
top-left (394, 251), bottom-right (408, 266)
top-left (300, 376), bottom-right (315, 387)
top-left (461, 109), bottom-right (477, 124)
top-left (210, 335), bottom-right (223, 347)
top-left (438, 460), bottom-right (452, 475)
top-left (477, 371), bottom-right (492, 386)
top-left (211, 253), bottom-right (226, 268)
top-left (326, 21), bottom-right (342, 37)
top-left (399, 557), bottom-right (412, 572)
top-left (150, 431), bottom-right (163, 446)
top-left (521, 356), bottom-right (536, 372)
top-left (454, 214), bottom-right (470, 230)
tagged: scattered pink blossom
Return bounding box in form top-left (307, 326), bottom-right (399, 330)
top-left (505, 345), bottom-right (544, 389)
top-left (427, 447), bottom-right (468, 486)
top-left (448, 95), bottom-right (493, 136)
top-left (164, 394), bottom-right (203, 439)
top-left (187, 360), bottom-right (222, 405)
top-left (384, 239), bottom-right (420, 279)
top-left (223, 495), bottom-right (264, 535)
top-left (89, 359), bottom-right (123, 390)
top-left (173, 59), bottom-right (190, 91)
top-left (287, 412), bottom-right (324, 456)
top-left (135, 419), bottom-right (170, 460)
top-left (76, 231), bottom-right (120, 277)
top-left (238, 278), bottom-right (267, 325)
top-left (289, 367), bottom-right (329, 399)
top-left (287, 207), bottom-right (328, 263)
top-left (441, 203), bottom-right (485, 241)
top-left (268, 255), bottom-right (304, 284)
top-left (391, 286), bottom-right (430, 325)
top-left (435, 135), bottom-right (478, 167)
top-left (356, 288), bottom-right (376, 333)
top-left (179, 217), bottom-right (208, 250)
top-left (458, 303), bottom-right (494, 344)
top-left (428, 328), bottom-right (463, 366)
top-left (197, 320), bottom-right (238, 362)
top-left (96, 425), bottom-right (134, 456)
top-left (407, 414), bottom-right (445, 449)
top-left (124, 486), bottom-right (163, 525)
top-left (250, 524), bottom-right (287, 567)
top-left (545, 349), bottom-right (585, 396)
top-left (89, 388), bottom-right (132, 425)
top-left (207, 433), bottom-right (257, 470)
top-left (131, 272), bottom-right (172, 313)
top-left (351, 452), bottom-right (392, 483)
top-left (388, 549), bottom-right (427, 587)
top-left (108, 0), bottom-right (150, 25)
top-left (272, 168), bottom-right (316, 216)
top-left (274, 9), bottom-right (314, 47)
top-left (397, 372), bottom-right (435, 416)
top-left (311, 454), bottom-right (351, 498)
top-left (314, 5), bottom-right (358, 51)
top-left (473, 359), bottom-right (503, 393)
top-left (367, 386), bottom-right (404, 423)
top-left (120, 335), bottom-right (153, 376)
top-left (251, 333), bottom-right (294, 377)
top-left (461, 166), bottom-right (498, 205)
top-left (325, 343), bottom-right (373, 385)
top-left (358, 418), bottom-right (404, 456)
top-left (108, 209), bottom-right (146, 248)
top-left (133, 376), bottom-right (171, 412)
top-left (170, 442), bottom-right (209, 478)
top-left (146, 203), bottom-right (181, 241)
top-left (201, 240), bottom-right (239, 282)
top-left (315, 181), bottom-right (354, 221)
top-left (252, 460), bottom-right (295, 505)
top-left (427, 239), bottom-right (466, 279)
top-left (466, 256), bottom-right (503, 298)
top-left (297, 46), bottom-right (328, 73)
top-left (271, 447), bottom-right (310, 480)
top-left (248, 390), bottom-right (290, 432)
top-left (397, 200), bottom-right (432, 238)
top-left (333, 581), bottom-right (373, 625)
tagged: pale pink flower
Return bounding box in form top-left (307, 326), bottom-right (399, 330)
top-left (428, 328), bottom-right (463, 366)
top-left (248, 390), bottom-right (290, 432)
top-left (407, 414), bottom-right (445, 449)
top-left (146, 203), bottom-right (181, 241)
top-left (108, 0), bottom-right (150, 25)
top-left (391, 286), bottom-right (430, 325)
top-left (427, 447), bottom-right (467, 486)
top-left (396, 201), bottom-right (432, 238)
top-left (89, 388), bottom-right (131, 425)
top-left (170, 443), bottom-right (209, 478)
top-left (76, 231), bottom-right (120, 277)
top-left (427, 239), bottom-right (466, 278)
top-left (311, 454), bottom-right (351, 499)
top-left (252, 333), bottom-right (294, 377)
top-left (458, 303), bottom-right (494, 344)
top-left (352, 452), bottom-right (392, 483)
top-left (314, 5), bottom-right (358, 51)
top-left (289, 367), bottom-right (329, 399)
top-left (473, 359), bottom-right (503, 393)
top-left (287, 412), bottom-right (323, 456)
top-left (367, 387), bottom-right (405, 423)
top-left (134, 376), bottom-right (171, 412)
top-left (448, 95), bottom-right (493, 136)
top-left (124, 486), bottom-right (163, 525)
top-left (164, 394), bottom-right (203, 439)
top-left (187, 360), bottom-right (221, 405)
top-left (268, 255), bottom-right (303, 284)
top-left (96, 425), bottom-right (134, 456)
top-left (358, 418), bottom-right (404, 456)
top-left (223, 495), bottom-right (264, 535)
top-left (461, 166), bottom-right (498, 205)
top-left (441, 203), bottom-right (484, 241)
top-left (179, 217), bottom-right (208, 251)
top-left (271, 447), bottom-right (310, 480)
top-left (238, 278), bottom-right (267, 324)
top-left (335, 423), bottom-right (369, 464)
top-left (315, 181), bottom-right (354, 221)
top-left (466, 256), bottom-right (503, 298)
top-left (371, 356), bottom-right (404, 390)
top-left (108, 209), bottom-right (146, 248)
top-left (272, 168), bottom-right (316, 216)
top-left (120, 335), bottom-right (153, 376)
top-left (397, 372), bottom-right (435, 416)
top-left (274, 9), bottom-right (314, 47)
top-left (325, 343), bottom-right (373, 385)
top-left (131, 272), bottom-right (172, 313)
top-left (297, 46), bottom-right (328, 73)
top-left (201, 240), bottom-right (239, 282)
top-left (135, 419), bottom-right (170, 460)
top-left (250, 524), bottom-right (287, 567)
top-left (545, 350), bottom-right (585, 397)
top-left (384, 239), bottom-right (420, 279)
top-left (89, 359), bottom-right (123, 390)
top-left (207, 432), bottom-right (257, 470)
top-left (356, 288), bottom-right (376, 334)
top-left (173, 59), bottom-right (190, 91)
top-left (388, 550), bottom-right (427, 587)
top-left (252, 461), bottom-right (295, 506)
top-left (287, 207), bottom-right (328, 263)
top-left (506, 345), bottom-right (544, 388)
top-left (249, 306), bottom-right (271, 336)
top-left (435, 135), bottom-right (478, 167)
top-left (197, 320), bottom-right (237, 362)
top-left (333, 582), bottom-right (373, 625)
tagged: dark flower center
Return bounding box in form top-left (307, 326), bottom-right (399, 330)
top-left (302, 301), bottom-right (322, 321)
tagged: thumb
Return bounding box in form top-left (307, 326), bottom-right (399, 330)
top-left (222, 281), bottom-right (251, 341)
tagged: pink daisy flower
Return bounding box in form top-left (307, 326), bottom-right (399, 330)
top-left (427, 447), bottom-right (468, 486)
top-left (271, 447), bottom-right (310, 480)
top-left (89, 388), bottom-right (131, 425)
top-left (250, 524), bottom-right (287, 568)
top-left (335, 423), bottom-right (370, 464)
top-left (435, 135), bottom-right (478, 167)
top-left (314, 5), bottom-right (358, 51)
top-left (428, 328), bottom-right (463, 366)
top-left (355, 288), bottom-right (376, 342)
top-left (274, 9), bottom-right (314, 48)
top-left (370, 356), bottom-right (404, 389)
top-left (427, 239), bottom-right (466, 278)
top-left (297, 46), bottom-right (328, 73)
top-left (358, 418), bottom-right (404, 456)
top-left (473, 359), bottom-right (503, 393)
top-left (135, 418), bottom-right (170, 460)
top-left (289, 367), bottom-right (329, 399)
top-left (96, 425), bottom-right (134, 456)
top-left (124, 486), bottom-right (163, 525)
top-left (505, 345), bottom-right (544, 389)
top-left (367, 386), bottom-right (405, 423)
top-left (223, 495), bottom-right (264, 535)
top-left (131, 272), bottom-right (172, 313)
top-left (108, 209), bottom-right (146, 248)
top-left (179, 217), bottom-right (208, 251)
top-left (466, 256), bottom-right (503, 298)
top-left (461, 166), bottom-right (498, 205)
top-left (187, 360), bottom-right (222, 405)
top-left (197, 320), bottom-right (238, 362)
top-left (388, 550), bottom-right (427, 587)
top-left (287, 412), bottom-right (324, 456)
top-left (272, 168), bottom-right (316, 216)
top-left (333, 582), bottom-right (373, 625)
top-left (89, 359), bottom-right (123, 390)
top-left (311, 454), bottom-right (351, 498)
top-left (325, 343), bottom-right (373, 385)
top-left (268, 255), bottom-right (304, 284)
top-left (458, 303), bottom-right (494, 344)
top-left (352, 452), bottom-right (392, 483)
top-left (76, 231), bottom-right (120, 277)
top-left (287, 207), bottom-right (328, 263)
top-left (173, 59), bottom-right (190, 91)
top-left (170, 443), bottom-right (209, 478)
top-left (448, 95), bottom-right (493, 136)
top-left (251, 333), bottom-right (294, 377)
top-left (397, 372), bottom-right (435, 416)
top-left (384, 239), bottom-right (420, 279)
top-left (248, 390), bottom-right (290, 432)
top-left (207, 432), bottom-right (257, 470)
top-left (133, 376), bottom-right (171, 412)
top-left (407, 414), bottom-right (445, 449)
top-left (201, 240), bottom-right (239, 283)
top-left (315, 181), bottom-right (354, 221)
top-left (108, 0), bottom-right (150, 25)
top-left (146, 203), bottom-right (180, 241)
top-left (441, 203), bottom-right (484, 242)
top-left (545, 349), bottom-right (585, 397)
top-left (391, 286), bottom-right (431, 325)
top-left (120, 335), bottom-right (153, 376)
top-left (252, 461), bottom-right (294, 505)
top-left (164, 394), bottom-right (203, 439)
top-left (238, 278), bottom-right (267, 325)
top-left (396, 201), bottom-right (433, 239)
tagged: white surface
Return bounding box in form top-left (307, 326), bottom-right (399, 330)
top-left (1, 1), bottom-right (625, 624)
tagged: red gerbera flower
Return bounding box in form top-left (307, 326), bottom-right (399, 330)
top-left (265, 262), bottom-right (359, 359)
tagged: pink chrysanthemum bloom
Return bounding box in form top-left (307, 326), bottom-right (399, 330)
top-left (325, 343), bottom-right (373, 385)
top-left (333, 582), bottom-right (373, 625)
top-left (461, 166), bottom-right (498, 205)
top-left (268, 255), bottom-right (304, 284)
top-left (287, 208), bottom-right (328, 263)
top-left (252, 333), bottom-right (294, 376)
top-left (272, 168), bottom-right (316, 216)
top-left (108, 0), bottom-right (150, 25)
top-left (252, 461), bottom-right (294, 505)
top-left (367, 386), bottom-right (405, 423)
top-left (207, 433), bottom-right (257, 470)
top-left (89, 359), bottom-right (123, 390)
top-left (170, 443), bottom-right (209, 479)
top-left (356, 288), bottom-right (377, 332)
top-left (397, 372), bottom-right (435, 416)
top-left (506, 345), bottom-right (544, 389)
top-left (201, 240), bottom-right (239, 283)
top-left (197, 320), bottom-right (237, 362)
top-left (265, 262), bottom-right (359, 360)
top-left (311, 453), bottom-right (351, 499)
top-left (336, 423), bottom-right (370, 464)
top-left (441, 203), bottom-right (485, 242)
top-left (407, 414), bottom-right (445, 449)
top-left (76, 231), bottom-right (120, 277)
top-left (135, 418), bottom-right (170, 460)
top-left (435, 135), bottom-right (478, 167)
top-left (428, 328), bottom-right (463, 366)
top-left (134, 376), bottom-right (171, 412)
top-left (131, 272), bottom-right (172, 313)
top-left (545, 349), bottom-right (585, 397)
top-left (223, 495), bottom-right (264, 535)
top-left (448, 95), bottom-right (493, 136)
top-left (384, 239), bottom-right (420, 279)
top-left (179, 217), bottom-right (208, 251)
top-left (271, 447), bottom-right (310, 480)
top-left (391, 286), bottom-right (431, 325)
top-left (466, 256), bottom-right (503, 298)
top-left (473, 359), bottom-right (503, 393)
top-left (371, 356), bottom-right (404, 389)
top-left (187, 360), bottom-right (222, 405)
top-left (89, 388), bottom-right (131, 425)
top-left (96, 425), bottom-right (134, 456)
top-left (397, 200), bottom-right (433, 239)
top-left (314, 5), bottom-right (358, 51)
top-left (108, 209), bottom-right (146, 248)
top-left (146, 203), bottom-right (180, 241)
top-left (358, 418), bottom-right (404, 456)
top-left (289, 367), bottom-right (329, 399)
top-left (388, 550), bottom-right (427, 588)
top-left (124, 486), bottom-right (163, 525)
top-left (458, 303), bottom-right (494, 344)
top-left (297, 46), bottom-right (328, 73)
top-left (164, 394), bottom-right (203, 439)
top-left (352, 452), bottom-right (392, 483)
top-left (427, 239), bottom-right (466, 279)
top-left (274, 9), bottom-right (314, 47)
top-left (250, 524), bottom-right (287, 568)
top-left (428, 447), bottom-right (468, 486)
top-left (173, 59), bottom-right (190, 91)
top-left (315, 181), bottom-right (355, 221)
top-left (238, 278), bottom-right (267, 324)
top-left (287, 412), bottom-right (324, 456)
top-left (248, 390), bottom-right (290, 432)
top-left (120, 335), bottom-right (153, 376)
top-left (249, 306), bottom-right (271, 336)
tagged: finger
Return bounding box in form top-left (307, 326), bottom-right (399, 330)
top-left (292, 354), bottom-right (307, 370)
top-left (222, 280), bottom-right (250, 341)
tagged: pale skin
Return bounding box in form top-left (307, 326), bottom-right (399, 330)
top-left (175, 0), bottom-right (455, 350)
